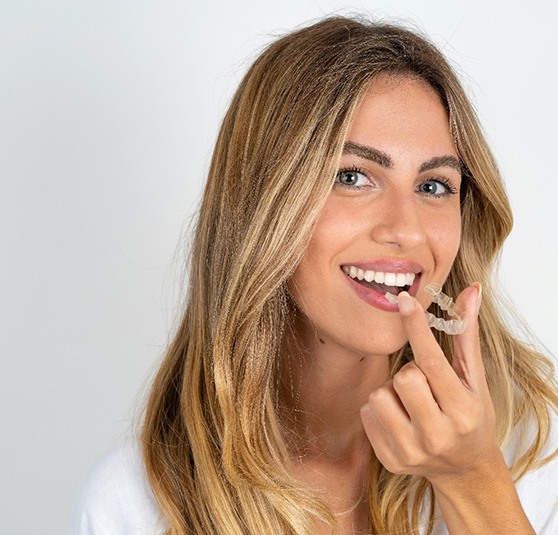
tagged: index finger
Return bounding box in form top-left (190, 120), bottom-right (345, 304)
top-left (397, 291), bottom-right (464, 409)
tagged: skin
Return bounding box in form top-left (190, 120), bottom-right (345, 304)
top-left (289, 74), bottom-right (462, 361)
top-left (285, 74), bottom-right (534, 534)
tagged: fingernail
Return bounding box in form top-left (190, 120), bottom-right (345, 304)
top-left (397, 291), bottom-right (414, 315)
top-left (472, 282), bottom-right (482, 312)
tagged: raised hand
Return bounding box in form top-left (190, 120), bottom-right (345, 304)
top-left (360, 283), bottom-right (534, 534)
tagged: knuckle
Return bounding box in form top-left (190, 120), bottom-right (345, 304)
top-left (393, 363), bottom-right (424, 389)
top-left (387, 464), bottom-right (408, 475)
top-left (377, 452), bottom-right (407, 474)
top-left (418, 352), bottom-right (447, 374)
top-left (368, 384), bottom-right (393, 406)
top-left (422, 435), bottom-right (447, 457)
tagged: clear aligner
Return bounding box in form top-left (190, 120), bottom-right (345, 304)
top-left (424, 311), bottom-right (466, 335)
top-left (384, 283), bottom-right (467, 335)
top-left (425, 283), bottom-right (455, 313)
top-left (425, 283), bottom-right (467, 335)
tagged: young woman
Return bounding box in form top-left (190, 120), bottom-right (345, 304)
top-left (72, 16), bottom-right (558, 534)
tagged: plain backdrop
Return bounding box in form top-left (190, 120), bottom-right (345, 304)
top-left (1, 1), bottom-right (557, 533)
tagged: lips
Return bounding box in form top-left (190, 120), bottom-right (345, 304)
top-left (342, 265), bottom-right (416, 289)
top-left (341, 260), bottom-right (423, 311)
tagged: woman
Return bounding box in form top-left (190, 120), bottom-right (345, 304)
top-left (72, 15), bottom-right (558, 534)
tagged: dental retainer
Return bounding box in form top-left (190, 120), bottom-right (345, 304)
top-left (385, 283), bottom-right (467, 335)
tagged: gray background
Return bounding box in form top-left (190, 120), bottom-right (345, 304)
top-left (2, 1), bottom-right (556, 533)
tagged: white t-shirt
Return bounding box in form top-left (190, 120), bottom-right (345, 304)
top-left (71, 431), bottom-right (558, 534)
top-left (70, 440), bottom-right (165, 534)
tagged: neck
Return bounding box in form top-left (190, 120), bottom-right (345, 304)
top-left (280, 315), bottom-right (391, 461)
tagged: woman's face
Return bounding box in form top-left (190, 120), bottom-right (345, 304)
top-left (288, 74), bottom-right (462, 357)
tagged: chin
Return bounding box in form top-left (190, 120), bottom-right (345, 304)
top-left (339, 330), bottom-right (409, 359)
top-left (306, 315), bottom-right (410, 359)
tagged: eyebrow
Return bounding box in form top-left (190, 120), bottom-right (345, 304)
top-left (343, 142), bottom-right (392, 168)
top-left (343, 142), bottom-right (463, 174)
top-left (418, 155), bottom-right (463, 174)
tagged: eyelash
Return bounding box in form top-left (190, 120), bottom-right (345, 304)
top-left (420, 177), bottom-right (459, 198)
top-left (334, 166), bottom-right (372, 190)
top-left (335, 166), bottom-right (459, 198)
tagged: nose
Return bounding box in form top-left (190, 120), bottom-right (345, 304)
top-left (369, 193), bottom-right (427, 250)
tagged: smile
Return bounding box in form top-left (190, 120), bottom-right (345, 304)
top-left (341, 262), bottom-right (422, 311)
top-left (342, 265), bottom-right (415, 291)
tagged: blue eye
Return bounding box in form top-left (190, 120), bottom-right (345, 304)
top-left (418, 179), bottom-right (457, 197)
top-left (335, 168), bottom-right (369, 188)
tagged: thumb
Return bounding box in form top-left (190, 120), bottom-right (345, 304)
top-left (451, 282), bottom-right (484, 390)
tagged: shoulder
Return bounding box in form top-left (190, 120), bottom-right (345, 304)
top-left (70, 439), bottom-right (166, 535)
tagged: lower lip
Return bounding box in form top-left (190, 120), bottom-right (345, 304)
top-left (343, 271), bottom-right (421, 312)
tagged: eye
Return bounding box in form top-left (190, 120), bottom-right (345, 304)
top-left (335, 167), bottom-right (370, 189)
top-left (418, 179), bottom-right (457, 198)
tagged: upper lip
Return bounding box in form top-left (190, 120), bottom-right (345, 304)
top-left (340, 258), bottom-right (424, 274)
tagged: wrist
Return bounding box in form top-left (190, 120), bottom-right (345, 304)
top-left (429, 445), bottom-right (509, 497)
top-left (428, 450), bottom-right (534, 535)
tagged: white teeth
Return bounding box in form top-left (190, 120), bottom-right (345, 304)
top-left (343, 266), bottom-right (417, 288)
top-left (384, 273), bottom-right (396, 286)
top-left (374, 271), bottom-right (385, 284)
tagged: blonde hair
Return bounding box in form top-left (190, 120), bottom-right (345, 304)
top-left (142, 16), bottom-right (558, 534)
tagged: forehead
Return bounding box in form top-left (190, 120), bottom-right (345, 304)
top-left (345, 74), bottom-right (456, 160)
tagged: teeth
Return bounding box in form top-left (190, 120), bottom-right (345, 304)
top-left (343, 266), bottom-right (416, 287)
top-left (384, 273), bottom-right (396, 286)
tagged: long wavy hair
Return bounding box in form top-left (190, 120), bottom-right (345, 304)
top-left (142, 15), bottom-right (558, 534)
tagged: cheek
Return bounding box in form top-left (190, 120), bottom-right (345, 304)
top-left (431, 209), bottom-right (461, 265)
top-left (287, 205), bottom-right (353, 314)
top-left (298, 202), bottom-right (356, 267)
